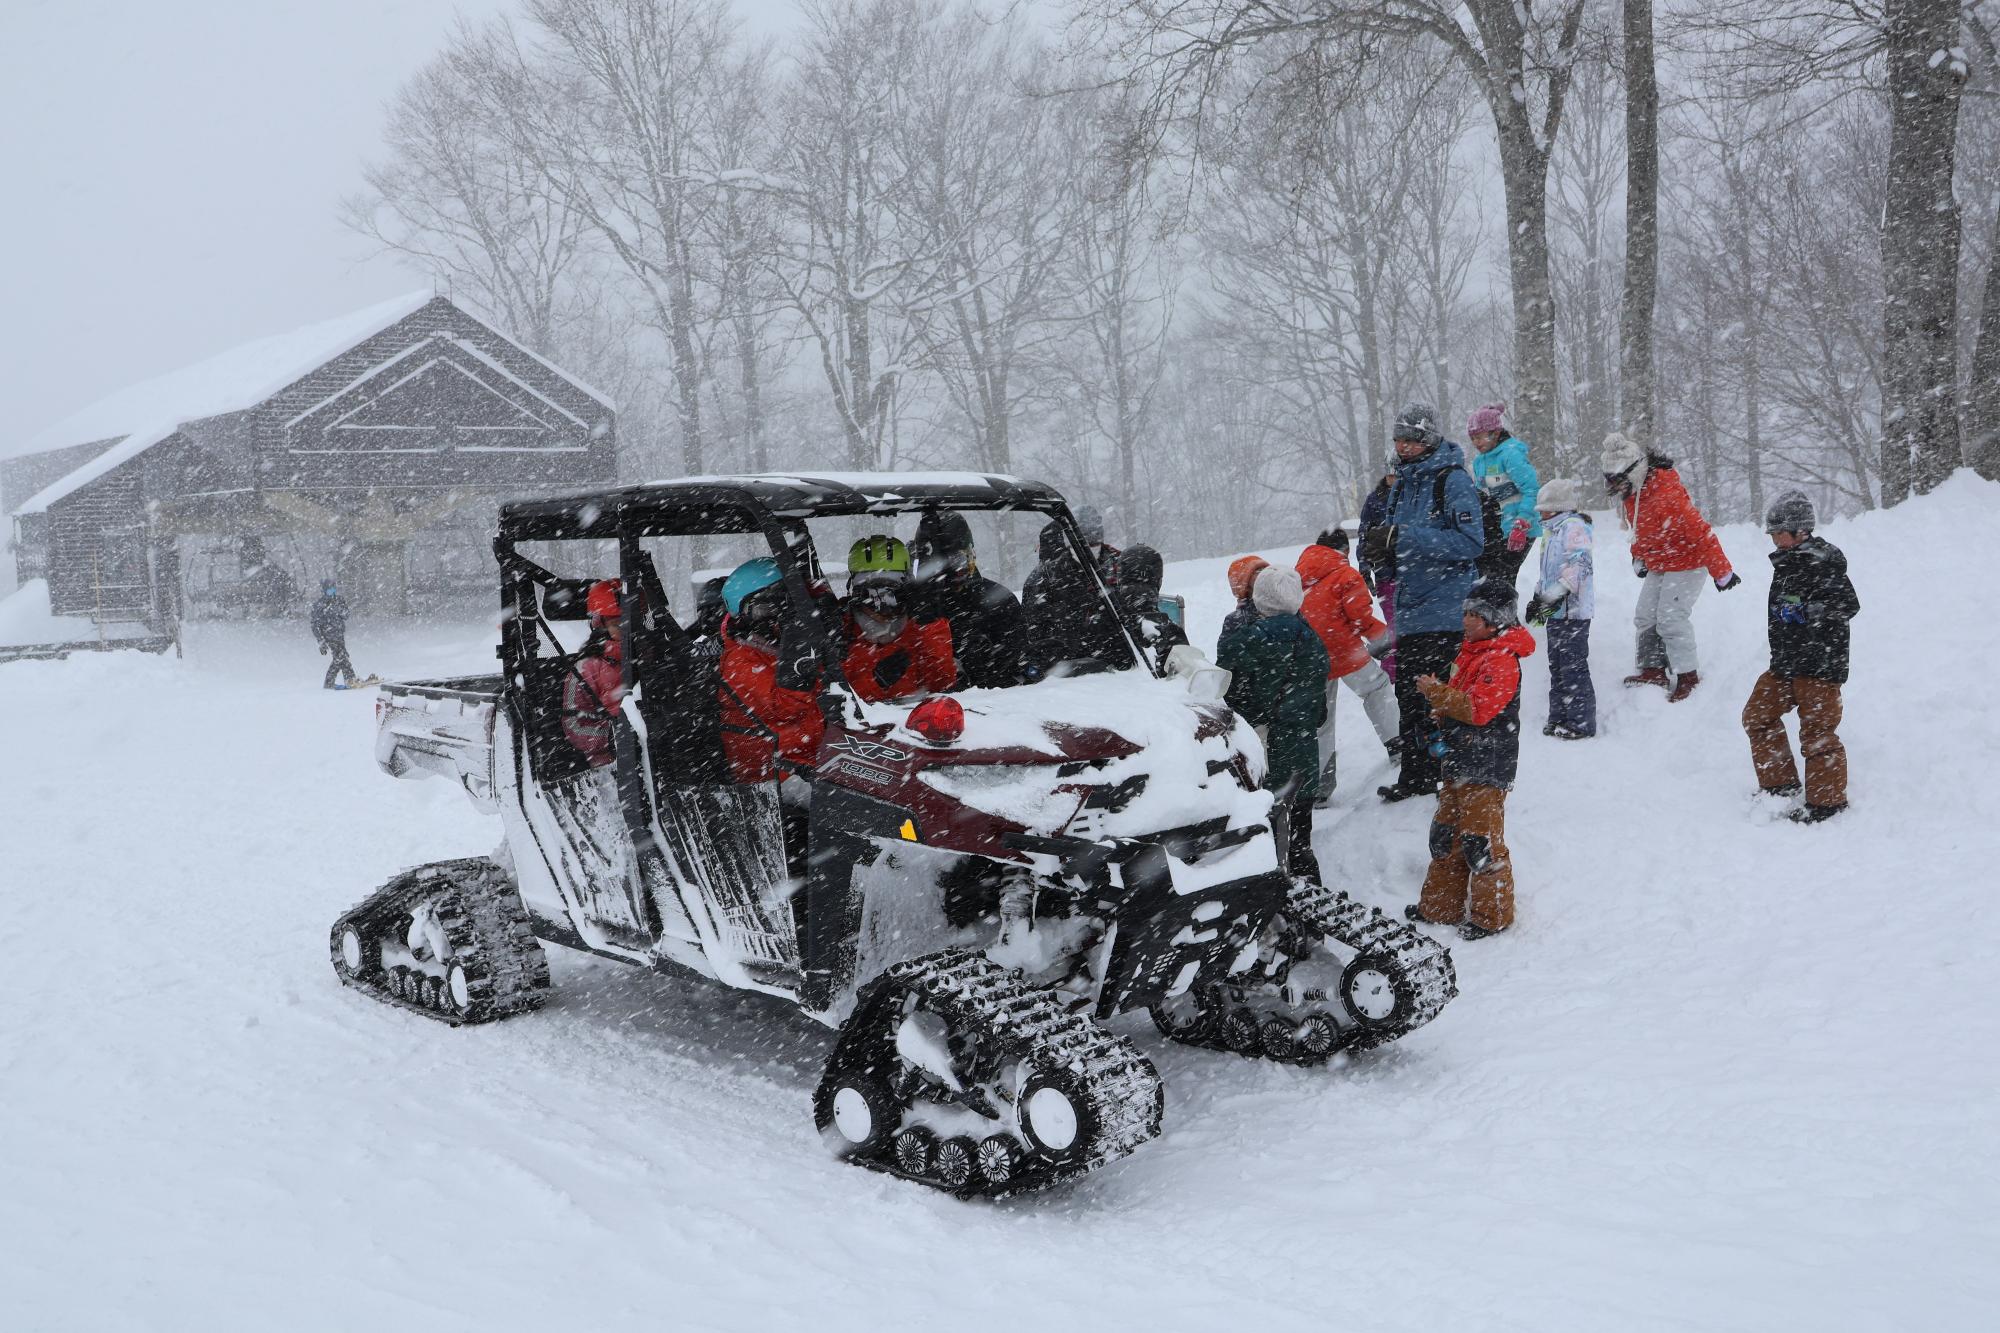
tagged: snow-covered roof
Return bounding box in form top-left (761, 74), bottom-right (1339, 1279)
top-left (9, 291), bottom-right (617, 517)
top-left (6, 290), bottom-right (433, 467)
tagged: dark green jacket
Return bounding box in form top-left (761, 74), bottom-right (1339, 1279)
top-left (1218, 612), bottom-right (1329, 799)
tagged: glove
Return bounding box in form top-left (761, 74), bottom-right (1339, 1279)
top-left (1507, 519), bottom-right (1530, 553)
top-left (1365, 632), bottom-right (1395, 661)
top-left (1716, 572), bottom-right (1742, 592)
top-left (1776, 601), bottom-right (1809, 626)
top-left (1632, 556), bottom-right (1648, 579)
top-left (1525, 593), bottom-right (1559, 626)
top-left (319, 643), bottom-right (329, 656)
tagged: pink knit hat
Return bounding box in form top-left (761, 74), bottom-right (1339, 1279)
top-left (1466, 402), bottom-right (1506, 435)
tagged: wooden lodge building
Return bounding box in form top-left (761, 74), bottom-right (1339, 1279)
top-left (1, 292), bottom-right (616, 633)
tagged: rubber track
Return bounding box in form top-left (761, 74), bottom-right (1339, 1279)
top-left (330, 857), bottom-right (550, 1026)
top-left (1156, 879), bottom-right (1458, 1064)
top-left (836, 948), bottom-right (1164, 1197)
top-left (1284, 878), bottom-right (1458, 1049)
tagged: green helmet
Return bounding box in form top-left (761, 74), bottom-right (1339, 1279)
top-left (847, 534), bottom-right (910, 578)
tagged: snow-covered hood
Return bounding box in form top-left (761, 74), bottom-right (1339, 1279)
top-left (848, 671), bottom-right (1273, 841)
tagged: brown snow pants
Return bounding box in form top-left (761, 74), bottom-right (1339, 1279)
top-left (1418, 781), bottom-right (1513, 932)
top-left (1742, 672), bottom-right (1847, 809)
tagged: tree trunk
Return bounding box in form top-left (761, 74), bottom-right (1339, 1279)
top-left (1495, 120), bottom-right (1559, 477)
top-left (733, 308), bottom-right (766, 473)
top-left (1967, 194), bottom-right (2000, 481)
top-left (1736, 213), bottom-right (1764, 522)
top-left (1619, 0), bottom-right (1659, 448)
top-left (1880, 0), bottom-right (1967, 501)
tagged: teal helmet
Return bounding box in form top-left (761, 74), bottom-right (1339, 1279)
top-left (722, 557), bottom-right (783, 615)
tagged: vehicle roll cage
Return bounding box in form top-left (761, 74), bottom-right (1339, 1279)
top-left (491, 473), bottom-right (1151, 689)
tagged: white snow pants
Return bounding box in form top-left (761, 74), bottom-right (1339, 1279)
top-left (1316, 659), bottom-right (1400, 785)
top-left (1633, 568), bottom-right (1707, 675)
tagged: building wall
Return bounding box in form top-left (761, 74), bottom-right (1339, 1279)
top-left (45, 464), bottom-right (149, 619)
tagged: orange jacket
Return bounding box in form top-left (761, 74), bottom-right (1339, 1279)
top-left (1295, 545), bottom-right (1387, 678)
top-left (719, 629), bottom-right (824, 783)
top-left (1624, 467), bottom-right (1733, 580)
top-left (843, 616), bottom-right (956, 703)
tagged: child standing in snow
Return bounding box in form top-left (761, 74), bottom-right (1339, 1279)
top-left (1466, 402), bottom-right (1542, 584)
top-left (1218, 566), bottom-right (1331, 881)
top-left (1742, 491), bottom-right (1860, 824)
top-left (1525, 479), bottom-right (1596, 739)
top-left (1406, 581), bottom-right (1536, 940)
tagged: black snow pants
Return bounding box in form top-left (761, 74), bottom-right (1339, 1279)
top-left (1392, 630), bottom-right (1463, 793)
top-left (323, 636), bottom-right (358, 689)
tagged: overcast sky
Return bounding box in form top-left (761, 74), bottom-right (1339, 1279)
top-left (0, 0), bottom-right (800, 445)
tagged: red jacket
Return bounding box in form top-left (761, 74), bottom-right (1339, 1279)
top-left (561, 638), bottom-right (624, 765)
top-left (1624, 467), bottom-right (1733, 580)
top-left (720, 629), bottom-right (824, 783)
top-left (1441, 627), bottom-right (1538, 725)
top-left (1295, 545), bottom-right (1386, 678)
top-left (843, 616), bottom-right (956, 703)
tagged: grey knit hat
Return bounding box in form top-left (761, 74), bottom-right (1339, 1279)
top-left (1462, 579), bottom-right (1520, 628)
top-left (1765, 490), bottom-right (1816, 534)
top-left (1392, 403), bottom-right (1441, 447)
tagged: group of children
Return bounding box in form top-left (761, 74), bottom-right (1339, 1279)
top-left (1216, 405), bottom-right (1861, 943)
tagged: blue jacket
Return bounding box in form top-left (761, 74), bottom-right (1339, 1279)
top-left (1388, 441), bottom-right (1485, 634)
top-left (1471, 434), bottom-right (1542, 541)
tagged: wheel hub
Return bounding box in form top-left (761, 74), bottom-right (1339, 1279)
top-left (831, 1087), bottom-right (874, 1145)
top-left (1025, 1086), bottom-right (1079, 1152)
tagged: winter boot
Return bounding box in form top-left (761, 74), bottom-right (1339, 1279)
top-left (1623, 666), bottom-right (1670, 689)
top-left (1667, 671), bottom-right (1701, 703)
top-left (1404, 904), bottom-right (1450, 926)
top-left (1377, 780), bottom-right (1436, 804)
top-left (1459, 921), bottom-right (1508, 941)
top-left (1758, 782), bottom-right (1803, 800)
top-left (1548, 723), bottom-right (1593, 740)
top-left (1789, 803), bottom-right (1846, 825)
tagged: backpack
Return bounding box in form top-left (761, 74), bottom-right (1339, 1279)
top-left (1432, 469), bottom-right (1510, 580)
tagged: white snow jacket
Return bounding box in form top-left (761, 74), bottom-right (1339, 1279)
top-left (1535, 512), bottom-right (1594, 621)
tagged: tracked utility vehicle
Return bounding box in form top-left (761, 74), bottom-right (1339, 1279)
top-left (332, 473), bottom-right (1455, 1195)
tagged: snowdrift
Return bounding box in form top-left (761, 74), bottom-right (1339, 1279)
top-left (2, 477), bottom-right (1996, 1330)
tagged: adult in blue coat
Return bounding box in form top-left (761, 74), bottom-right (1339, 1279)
top-left (1467, 402), bottom-right (1541, 584)
top-left (1379, 403), bottom-right (1486, 802)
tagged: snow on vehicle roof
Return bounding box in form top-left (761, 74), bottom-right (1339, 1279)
top-left (503, 472), bottom-right (1066, 535)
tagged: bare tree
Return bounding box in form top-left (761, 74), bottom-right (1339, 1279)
top-left (1620, 0), bottom-right (1660, 446)
top-left (1074, 0), bottom-right (1589, 476)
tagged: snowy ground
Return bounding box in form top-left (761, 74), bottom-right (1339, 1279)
top-left (4, 479), bottom-right (1998, 1331)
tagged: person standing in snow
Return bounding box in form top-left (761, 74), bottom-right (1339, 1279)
top-left (1217, 566), bottom-right (1331, 881)
top-left (1295, 535), bottom-right (1399, 801)
top-left (1377, 403), bottom-right (1486, 802)
top-left (1406, 581), bottom-right (1536, 940)
top-left (1524, 479), bottom-right (1597, 739)
top-left (908, 508), bottom-right (1025, 689)
top-left (1742, 491), bottom-right (1860, 824)
top-left (1220, 555), bottom-right (1269, 647)
top-left (1466, 403), bottom-right (1542, 585)
top-left (561, 578), bottom-right (628, 766)
top-left (1357, 471), bottom-right (1398, 674)
top-left (1602, 432), bottom-right (1740, 702)
top-left (310, 578), bottom-right (362, 689)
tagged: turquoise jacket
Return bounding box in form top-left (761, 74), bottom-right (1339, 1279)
top-left (1472, 434), bottom-right (1542, 541)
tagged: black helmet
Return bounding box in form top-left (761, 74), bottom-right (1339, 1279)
top-left (1117, 544), bottom-right (1164, 594)
top-left (1462, 579), bottom-right (1519, 628)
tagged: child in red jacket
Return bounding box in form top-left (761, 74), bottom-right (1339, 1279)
top-left (1295, 536), bottom-right (1398, 800)
top-left (1407, 581), bottom-right (1536, 940)
top-left (842, 535), bottom-right (956, 704)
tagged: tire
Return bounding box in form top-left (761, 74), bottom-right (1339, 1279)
top-left (935, 1136), bottom-right (979, 1190)
top-left (1297, 1013), bottom-right (1341, 1061)
top-left (1018, 1068), bottom-right (1096, 1166)
top-left (1222, 1007), bottom-right (1260, 1053)
top-left (1148, 987), bottom-right (1208, 1041)
top-left (331, 921), bottom-right (377, 980)
top-left (1259, 1016), bottom-right (1298, 1061)
top-left (813, 1072), bottom-right (898, 1158)
top-left (978, 1135), bottom-right (1023, 1187)
top-left (893, 1125), bottom-right (937, 1177)
top-left (1338, 951), bottom-right (1415, 1029)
